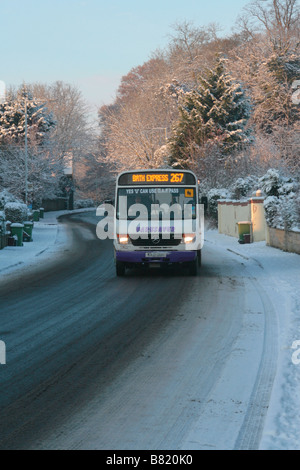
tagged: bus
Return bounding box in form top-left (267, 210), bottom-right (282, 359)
top-left (113, 169), bottom-right (203, 276)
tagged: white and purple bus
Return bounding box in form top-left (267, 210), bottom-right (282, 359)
top-left (113, 169), bottom-right (204, 276)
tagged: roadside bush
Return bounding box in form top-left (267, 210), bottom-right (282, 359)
top-left (259, 169), bottom-right (281, 196)
top-left (0, 190), bottom-right (20, 210)
top-left (264, 193), bottom-right (300, 230)
top-left (74, 199), bottom-right (95, 209)
top-left (264, 196), bottom-right (280, 228)
top-left (207, 188), bottom-right (231, 220)
top-left (261, 169), bottom-right (299, 230)
top-left (230, 175), bottom-right (259, 199)
top-left (0, 211), bottom-right (5, 235)
top-left (4, 202), bottom-right (28, 223)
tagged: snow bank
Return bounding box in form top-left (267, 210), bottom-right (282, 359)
top-left (0, 207), bottom-right (95, 278)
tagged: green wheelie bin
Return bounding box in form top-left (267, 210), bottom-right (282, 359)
top-left (23, 221), bottom-right (34, 242)
top-left (237, 221), bottom-right (252, 244)
top-left (10, 223), bottom-right (24, 246)
top-left (33, 210), bottom-right (40, 222)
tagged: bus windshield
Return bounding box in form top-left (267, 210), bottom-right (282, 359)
top-left (117, 186), bottom-right (196, 220)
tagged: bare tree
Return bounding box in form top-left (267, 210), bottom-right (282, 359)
top-left (32, 81), bottom-right (93, 162)
top-left (99, 58), bottom-right (174, 173)
top-left (225, 2), bottom-right (300, 179)
top-left (167, 21), bottom-right (223, 85)
top-left (232, 0), bottom-right (300, 173)
top-left (238, 0), bottom-right (300, 47)
top-left (103, 95), bottom-right (168, 172)
top-left (32, 81), bottom-right (97, 199)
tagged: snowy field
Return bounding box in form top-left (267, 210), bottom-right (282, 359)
top-left (0, 210), bottom-right (299, 449)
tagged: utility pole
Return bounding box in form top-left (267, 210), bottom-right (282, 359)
top-left (24, 97), bottom-right (28, 206)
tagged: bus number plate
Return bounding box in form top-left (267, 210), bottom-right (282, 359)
top-left (145, 252), bottom-right (168, 258)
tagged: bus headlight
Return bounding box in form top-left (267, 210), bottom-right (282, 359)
top-left (183, 234), bottom-right (196, 244)
top-left (117, 234), bottom-right (130, 245)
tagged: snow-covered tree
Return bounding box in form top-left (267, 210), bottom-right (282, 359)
top-left (167, 21), bottom-right (219, 86)
top-left (31, 81), bottom-right (93, 162)
top-left (0, 82), bottom-right (97, 205)
top-left (232, 0), bottom-right (300, 173)
top-left (102, 95), bottom-right (168, 171)
top-left (98, 58), bottom-right (174, 172)
top-left (31, 81), bottom-right (97, 202)
top-left (0, 84), bottom-right (60, 204)
top-left (0, 142), bottom-right (63, 205)
top-left (0, 85), bottom-right (56, 145)
top-left (168, 55), bottom-right (251, 169)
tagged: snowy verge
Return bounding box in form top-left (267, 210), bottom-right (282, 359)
top-left (0, 207), bottom-right (96, 279)
top-left (204, 229), bottom-right (300, 450)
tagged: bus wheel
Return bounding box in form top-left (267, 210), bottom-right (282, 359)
top-left (189, 258), bottom-right (198, 276)
top-left (116, 261), bottom-right (125, 277)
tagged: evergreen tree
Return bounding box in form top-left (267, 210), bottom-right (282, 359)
top-left (168, 56), bottom-right (250, 168)
top-left (0, 85), bottom-right (56, 145)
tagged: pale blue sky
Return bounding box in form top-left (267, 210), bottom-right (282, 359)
top-left (1, 0), bottom-right (251, 117)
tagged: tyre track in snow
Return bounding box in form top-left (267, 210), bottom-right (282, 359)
top-left (221, 249), bottom-right (279, 449)
top-left (234, 277), bottom-right (278, 450)
top-left (212, 245), bottom-right (279, 449)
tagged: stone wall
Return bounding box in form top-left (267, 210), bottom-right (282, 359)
top-left (266, 226), bottom-right (300, 254)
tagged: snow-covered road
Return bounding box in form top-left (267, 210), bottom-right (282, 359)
top-left (0, 211), bottom-right (299, 450)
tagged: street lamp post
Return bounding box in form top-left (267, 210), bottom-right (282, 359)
top-left (24, 97), bottom-right (28, 206)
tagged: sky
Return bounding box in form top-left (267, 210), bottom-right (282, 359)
top-left (1, 0), bottom-right (251, 120)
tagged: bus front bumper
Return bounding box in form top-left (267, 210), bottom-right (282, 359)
top-left (115, 250), bottom-right (197, 265)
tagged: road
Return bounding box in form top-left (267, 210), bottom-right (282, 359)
top-left (0, 212), bottom-right (277, 450)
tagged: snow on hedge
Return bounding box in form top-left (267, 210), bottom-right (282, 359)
top-left (207, 188), bottom-right (231, 218)
top-left (264, 193), bottom-right (300, 231)
top-left (74, 199), bottom-right (95, 209)
top-left (4, 202), bottom-right (28, 224)
top-left (0, 189), bottom-right (20, 210)
top-left (230, 175), bottom-right (259, 199)
top-left (261, 169), bottom-right (300, 230)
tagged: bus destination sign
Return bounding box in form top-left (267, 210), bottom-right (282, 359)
top-left (118, 171), bottom-right (196, 186)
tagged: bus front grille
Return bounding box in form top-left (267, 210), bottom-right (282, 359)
top-left (130, 235), bottom-right (182, 247)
